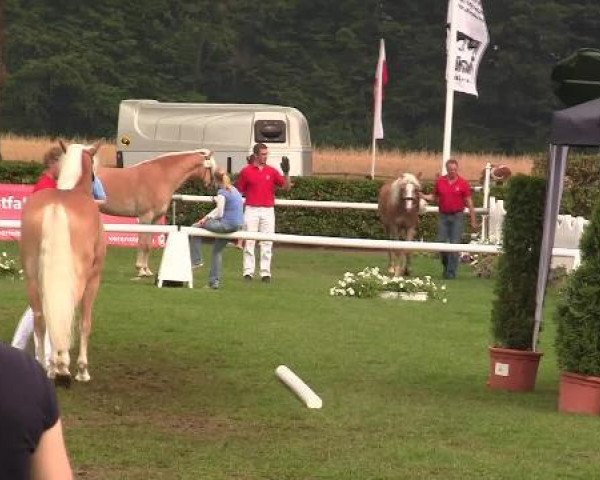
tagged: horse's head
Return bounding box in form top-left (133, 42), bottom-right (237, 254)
top-left (189, 148), bottom-right (216, 187)
top-left (57, 140), bottom-right (103, 190)
top-left (397, 172), bottom-right (422, 213)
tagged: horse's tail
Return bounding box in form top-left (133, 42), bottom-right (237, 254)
top-left (39, 203), bottom-right (75, 352)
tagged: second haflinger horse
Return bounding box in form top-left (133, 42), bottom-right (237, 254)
top-left (378, 173), bottom-right (427, 277)
top-left (20, 141), bottom-right (106, 385)
top-left (97, 149), bottom-right (216, 277)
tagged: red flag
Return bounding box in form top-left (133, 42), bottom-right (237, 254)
top-left (373, 39), bottom-right (388, 140)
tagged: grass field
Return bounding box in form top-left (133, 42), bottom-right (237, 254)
top-left (1, 242), bottom-right (599, 479)
top-left (0, 134), bottom-right (534, 181)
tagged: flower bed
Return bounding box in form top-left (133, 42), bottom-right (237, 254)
top-left (0, 251), bottom-right (23, 281)
top-left (329, 267), bottom-right (446, 301)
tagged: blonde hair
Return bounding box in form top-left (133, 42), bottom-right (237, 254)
top-left (215, 169), bottom-right (232, 190)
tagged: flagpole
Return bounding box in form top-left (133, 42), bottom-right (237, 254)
top-left (442, 0), bottom-right (457, 175)
top-left (370, 132), bottom-right (377, 180)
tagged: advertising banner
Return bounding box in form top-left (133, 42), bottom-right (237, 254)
top-left (0, 183), bottom-right (165, 248)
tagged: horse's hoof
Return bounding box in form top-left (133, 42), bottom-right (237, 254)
top-left (54, 374), bottom-right (72, 389)
top-left (75, 371), bottom-right (91, 382)
top-left (143, 268), bottom-right (154, 277)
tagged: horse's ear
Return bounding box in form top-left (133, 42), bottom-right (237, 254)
top-left (89, 140), bottom-right (103, 156)
top-left (58, 139), bottom-right (67, 153)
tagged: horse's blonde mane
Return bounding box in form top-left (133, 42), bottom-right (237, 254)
top-left (390, 173), bottom-right (421, 205)
top-left (57, 144), bottom-right (99, 190)
top-left (131, 149), bottom-right (211, 168)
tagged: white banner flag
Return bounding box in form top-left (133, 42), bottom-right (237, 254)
top-left (373, 39), bottom-right (388, 140)
top-left (446, 0), bottom-right (489, 96)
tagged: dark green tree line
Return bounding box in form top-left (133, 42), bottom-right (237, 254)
top-left (2, 0), bottom-right (600, 152)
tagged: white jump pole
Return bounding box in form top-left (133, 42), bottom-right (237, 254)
top-left (172, 194), bottom-right (489, 214)
top-left (275, 365), bottom-right (322, 409)
top-left (0, 220), bottom-right (580, 259)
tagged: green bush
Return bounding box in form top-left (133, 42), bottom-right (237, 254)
top-left (171, 175), bottom-right (463, 241)
top-left (0, 161), bottom-right (43, 184)
top-left (533, 151), bottom-right (600, 218)
top-left (0, 162), bottom-right (493, 241)
top-left (490, 175), bottom-right (546, 350)
top-left (555, 199), bottom-right (600, 375)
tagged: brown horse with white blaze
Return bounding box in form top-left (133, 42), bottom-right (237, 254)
top-left (97, 149), bottom-right (215, 277)
top-left (378, 173), bottom-right (425, 277)
top-left (20, 142), bottom-right (106, 385)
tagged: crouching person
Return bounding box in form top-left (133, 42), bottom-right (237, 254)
top-left (190, 169), bottom-right (244, 289)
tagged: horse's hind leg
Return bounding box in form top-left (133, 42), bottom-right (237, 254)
top-left (76, 273), bottom-right (100, 382)
top-left (25, 280), bottom-right (49, 370)
top-left (136, 231), bottom-right (151, 277)
top-left (137, 227), bottom-right (156, 277)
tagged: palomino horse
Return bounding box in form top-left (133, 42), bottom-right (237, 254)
top-left (97, 150), bottom-right (215, 277)
top-left (20, 142), bottom-right (106, 385)
top-left (378, 173), bottom-right (425, 277)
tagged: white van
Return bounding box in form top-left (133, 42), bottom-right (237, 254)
top-left (116, 99), bottom-right (313, 176)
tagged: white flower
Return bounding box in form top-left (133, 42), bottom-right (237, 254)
top-left (329, 267), bottom-right (445, 301)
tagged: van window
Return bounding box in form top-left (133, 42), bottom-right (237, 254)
top-left (255, 120), bottom-right (286, 143)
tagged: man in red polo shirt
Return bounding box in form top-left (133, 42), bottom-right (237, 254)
top-left (236, 143), bottom-right (291, 282)
top-left (423, 158), bottom-right (477, 279)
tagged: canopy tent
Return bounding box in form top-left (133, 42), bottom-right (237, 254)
top-left (552, 48), bottom-right (600, 107)
top-left (532, 97), bottom-right (600, 349)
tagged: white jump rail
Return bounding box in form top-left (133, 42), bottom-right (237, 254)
top-left (171, 194), bottom-right (489, 214)
top-left (0, 220), bottom-right (579, 259)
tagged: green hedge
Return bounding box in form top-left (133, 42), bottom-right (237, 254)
top-left (533, 151), bottom-right (600, 218)
top-left (174, 175), bottom-right (485, 241)
top-left (0, 161), bottom-right (44, 184)
top-left (2, 161), bottom-right (487, 241)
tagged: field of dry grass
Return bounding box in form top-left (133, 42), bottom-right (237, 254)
top-left (314, 148), bottom-right (535, 181)
top-left (0, 134), bottom-right (534, 181)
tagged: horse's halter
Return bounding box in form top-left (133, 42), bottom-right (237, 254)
top-left (402, 181), bottom-right (419, 211)
top-left (200, 154), bottom-right (216, 186)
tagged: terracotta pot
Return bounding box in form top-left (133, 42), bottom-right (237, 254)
top-left (558, 371), bottom-right (600, 415)
top-left (487, 347), bottom-right (543, 392)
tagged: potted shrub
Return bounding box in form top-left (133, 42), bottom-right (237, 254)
top-left (555, 199), bottom-right (600, 414)
top-left (488, 175), bottom-right (546, 392)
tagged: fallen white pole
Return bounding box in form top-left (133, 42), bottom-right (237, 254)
top-left (275, 365), bottom-right (322, 409)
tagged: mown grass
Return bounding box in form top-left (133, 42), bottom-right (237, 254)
top-left (1, 243), bottom-right (598, 479)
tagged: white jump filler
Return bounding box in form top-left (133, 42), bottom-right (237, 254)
top-left (275, 365), bottom-right (323, 409)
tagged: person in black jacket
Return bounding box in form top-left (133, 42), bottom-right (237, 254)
top-left (0, 342), bottom-right (73, 479)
